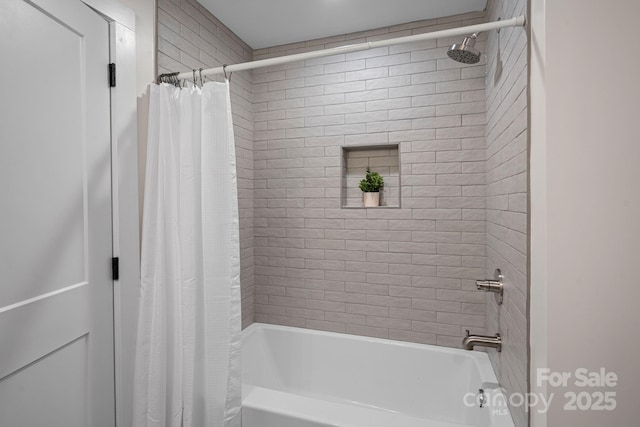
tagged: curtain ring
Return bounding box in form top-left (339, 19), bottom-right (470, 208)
top-left (223, 64), bottom-right (232, 82)
top-left (193, 69), bottom-right (197, 87)
top-left (199, 68), bottom-right (204, 86)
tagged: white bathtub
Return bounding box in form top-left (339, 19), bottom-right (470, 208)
top-left (242, 323), bottom-right (515, 427)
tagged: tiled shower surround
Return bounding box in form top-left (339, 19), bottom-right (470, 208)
top-left (485, 0), bottom-right (528, 426)
top-left (252, 12), bottom-right (490, 345)
top-left (158, 3), bottom-right (528, 426)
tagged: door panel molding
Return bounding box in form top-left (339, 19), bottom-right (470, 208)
top-left (0, 282), bottom-right (88, 315)
top-left (0, 285), bottom-right (90, 381)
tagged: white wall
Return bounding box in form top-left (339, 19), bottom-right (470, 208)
top-left (113, 3), bottom-right (155, 427)
top-left (85, 2), bottom-right (155, 426)
top-left (530, 1), bottom-right (640, 426)
top-left (117, 0), bottom-right (155, 234)
top-left (118, 0), bottom-right (156, 96)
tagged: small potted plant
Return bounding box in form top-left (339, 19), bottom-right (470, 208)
top-left (359, 168), bottom-right (384, 207)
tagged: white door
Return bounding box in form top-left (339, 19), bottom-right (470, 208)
top-left (0, 0), bottom-right (115, 426)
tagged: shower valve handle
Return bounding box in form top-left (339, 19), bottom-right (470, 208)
top-left (475, 269), bottom-right (504, 305)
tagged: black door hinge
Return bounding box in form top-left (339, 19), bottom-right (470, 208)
top-left (109, 63), bottom-right (116, 87)
top-left (112, 257), bottom-right (119, 281)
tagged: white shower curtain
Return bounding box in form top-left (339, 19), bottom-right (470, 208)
top-left (133, 82), bottom-right (242, 427)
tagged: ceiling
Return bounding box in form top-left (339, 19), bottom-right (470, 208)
top-left (197, 0), bottom-right (487, 50)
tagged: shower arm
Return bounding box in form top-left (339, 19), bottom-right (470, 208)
top-left (159, 15), bottom-right (526, 83)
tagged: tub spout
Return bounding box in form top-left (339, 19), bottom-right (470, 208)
top-left (462, 330), bottom-right (502, 352)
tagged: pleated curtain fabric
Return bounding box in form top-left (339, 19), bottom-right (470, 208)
top-left (133, 82), bottom-right (242, 427)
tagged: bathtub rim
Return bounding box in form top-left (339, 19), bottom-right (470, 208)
top-left (242, 322), bottom-right (499, 383)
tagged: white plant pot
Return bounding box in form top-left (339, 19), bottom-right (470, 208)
top-left (363, 192), bottom-right (380, 207)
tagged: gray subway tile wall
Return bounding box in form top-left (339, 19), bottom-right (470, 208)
top-left (485, 0), bottom-right (528, 426)
top-left (252, 11), bottom-right (490, 345)
top-left (157, 0), bottom-right (255, 328)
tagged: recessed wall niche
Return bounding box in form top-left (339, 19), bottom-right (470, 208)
top-left (341, 145), bottom-right (400, 208)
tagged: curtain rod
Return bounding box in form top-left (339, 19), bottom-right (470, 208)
top-left (159, 15), bottom-right (525, 83)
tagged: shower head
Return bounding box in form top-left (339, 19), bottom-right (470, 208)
top-left (447, 33), bottom-right (481, 64)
